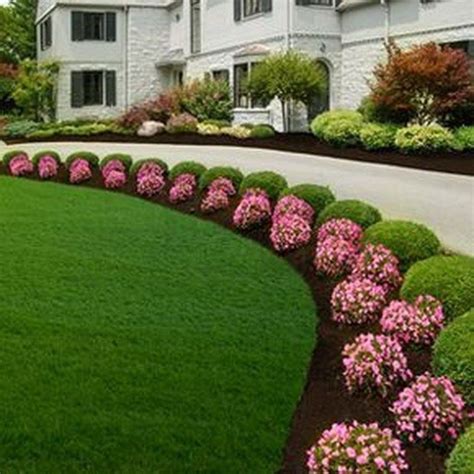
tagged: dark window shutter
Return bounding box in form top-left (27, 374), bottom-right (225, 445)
top-left (105, 71), bottom-right (116, 106)
top-left (72, 11), bottom-right (84, 41)
top-left (234, 0), bottom-right (241, 21)
top-left (71, 71), bottom-right (84, 108)
top-left (296, 0), bottom-right (311, 5)
top-left (106, 12), bottom-right (116, 42)
top-left (40, 23), bottom-right (45, 50)
top-left (46, 18), bottom-right (52, 47)
top-left (262, 0), bottom-right (272, 12)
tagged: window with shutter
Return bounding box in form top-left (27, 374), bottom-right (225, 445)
top-left (72, 11), bottom-right (116, 42)
top-left (71, 70), bottom-right (116, 108)
top-left (71, 71), bottom-right (84, 108)
top-left (106, 12), bottom-right (116, 42)
top-left (71, 12), bottom-right (84, 41)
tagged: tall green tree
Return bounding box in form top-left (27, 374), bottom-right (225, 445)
top-left (246, 51), bottom-right (327, 132)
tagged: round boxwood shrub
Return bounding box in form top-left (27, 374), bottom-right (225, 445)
top-left (169, 161), bottom-right (207, 181)
top-left (400, 255), bottom-right (474, 321)
top-left (65, 151), bottom-right (99, 170)
top-left (100, 153), bottom-right (133, 171)
top-left (359, 123), bottom-right (398, 151)
top-left (395, 124), bottom-right (457, 153)
top-left (130, 158), bottom-right (169, 177)
top-left (279, 184), bottom-right (336, 215)
top-left (446, 425), bottom-right (474, 474)
top-left (320, 119), bottom-right (362, 147)
top-left (363, 220), bottom-right (441, 271)
top-left (250, 124), bottom-right (275, 139)
top-left (433, 309), bottom-right (474, 404)
top-left (455, 126), bottom-right (474, 150)
top-left (2, 150), bottom-right (28, 167)
top-left (31, 150), bottom-right (61, 166)
top-left (199, 166), bottom-right (244, 191)
top-left (239, 171), bottom-right (287, 200)
top-left (316, 199), bottom-right (382, 229)
top-left (310, 110), bottom-right (364, 139)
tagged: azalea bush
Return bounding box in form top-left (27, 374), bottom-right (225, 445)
top-left (65, 151), bottom-right (99, 170)
top-left (169, 161), bottom-right (206, 182)
top-left (270, 213), bottom-right (312, 253)
top-left (331, 278), bottom-right (387, 325)
top-left (37, 155), bottom-right (59, 179)
top-left (199, 166), bottom-right (243, 191)
top-left (342, 333), bottom-right (412, 397)
top-left (314, 236), bottom-right (359, 279)
top-left (273, 195), bottom-right (315, 225)
top-left (101, 159), bottom-right (127, 189)
top-left (317, 218), bottom-right (363, 245)
top-left (200, 177), bottom-right (236, 213)
top-left (169, 173), bottom-right (198, 204)
top-left (134, 160), bottom-right (167, 197)
top-left (69, 158), bottom-right (92, 184)
top-left (233, 189), bottom-right (272, 229)
top-left (9, 153), bottom-right (34, 176)
top-left (390, 372), bottom-right (467, 444)
top-left (307, 421), bottom-right (408, 473)
top-left (381, 296), bottom-right (445, 346)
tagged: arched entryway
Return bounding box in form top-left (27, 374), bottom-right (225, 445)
top-left (308, 60), bottom-right (331, 122)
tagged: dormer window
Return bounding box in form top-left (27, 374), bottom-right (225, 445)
top-left (71, 11), bottom-right (116, 42)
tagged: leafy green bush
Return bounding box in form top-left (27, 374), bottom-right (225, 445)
top-left (2, 150), bottom-right (28, 167)
top-left (316, 199), bottom-right (382, 229)
top-left (363, 220), bottom-right (441, 271)
top-left (166, 113), bottom-right (198, 134)
top-left (250, 124), bottom-right (275, 139)
top-left (455, 126), bottom-right (474, 150)
top-left (239, 171), bottom-right (288, 200)
top-left (240, 123), bottom-right (255, 130)
top-left (280, 184), bottom-right (336, 214)
top-left (220, 126), bottom-right (251, 138)
top-left (200, 119), bottom-right (231, 129)
top-left (319, 119), bottom-right (363, 147)
top-left (359, 123), bottom-right (398, 150)
top-left (3, 119), bottom-right (40, 137)
top-left (400, 255), bottom-right (474, 321)
top-left (446, 425), bottom-right (474, 474)
top-left (394, 124), bottom-right (458, 153)
top-left (31, 150), bottom-right (61, 166)
top-left (100, 154), bottom-right (133, 171)
top-left (199, 166), bottom-right (244, 191)
top-left (130, 158), bottom-right (169, 177)
top-left (65, 152), bottom-right (99, 170)
top-left (310, 110), bottom-right (364, 139)
top-left (169, 161), bottom-right (207, 181)
top-left (433, 309), bottom-right (474, 404)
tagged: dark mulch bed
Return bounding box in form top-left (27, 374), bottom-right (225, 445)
top-left (0, 165), bottom-right (453, 473)
top-left (5, 132), bottom-right (474, 176)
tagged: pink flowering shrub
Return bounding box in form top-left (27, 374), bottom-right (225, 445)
top-left (313, 236), bottom-right (359, 279)
top-left (233, 189), bottom-right (272, 229)
top-left (272, 195), bottom-right (314, 225)
top-left (342, 333), bottom-right (412, 397)
top-left (317, 218), bottom-right (363, 245)
top-left (38, 155), bottom-right (58, 179)
top-left (69, 158), bottom-right (92, 184)
top-left (208, 177), bottom-right (236, 196)
top-left (9, 154), bottom-right (33, 177)
top-left (351, 243), bottom-right (402, 293)
top-left (331, 278), bottom-right (387, 325)
top-left (307, 421), bottom-right (408, 473)
top-left (381, 295), bottom-right (445, 346)
top-left (102, 159), bottom-right (127, 189)
top-left (201, 189), bottom-right (230, 213)
top-left (270, 213), bottom-right (312, 252)
top-left (390, 372), bottom-right (466, 444)
top-left (136, 162), bottom-right (166, 197)
top-left (136, 161), bottom-right (165, 180)
top-left (169, 173), bottom-right (197, 203)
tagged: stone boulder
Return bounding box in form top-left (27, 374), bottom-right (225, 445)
top-left (137, 121), bottom-right (165, 137)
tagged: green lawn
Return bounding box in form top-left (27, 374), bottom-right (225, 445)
top-left (0, 177), bottom-right (316, 473)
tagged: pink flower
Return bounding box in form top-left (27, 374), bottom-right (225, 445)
top-left (38, 155), bottom-right (58, 179)
top-left (314, 236), bottom-right (359, 279)
top-left (233, 188), bottom-right (272, 229)
top-left (104, 169), bottom-right (127, 189)
top-left (208, 177), bottom-right (236, 196)
top-left (200, 189), bottom-right (230, 213)
top-left (9, 154), bottom-right (33, 177)
top-left (273, 195), bottom-right (314, 225)
top-left (169, 173), bottom-right (197, 203)
top-left (270, 213), bottom-right (312, 252)
top-left (317, 218), bottom-right (363, 245)
top-left (69, 158), bottom-right (92, 184)
top-left (135, 162), bottom-right (166, 196)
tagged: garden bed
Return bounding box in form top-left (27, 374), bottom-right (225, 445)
top-left (4, 132), bottom-right (474, 176)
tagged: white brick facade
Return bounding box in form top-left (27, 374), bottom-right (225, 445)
top-left (37, 0), bottom-right (474, 128)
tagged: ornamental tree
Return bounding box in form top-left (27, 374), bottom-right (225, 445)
top-left (246, 51), bottom-right (327, 132)
top-left (369, 41), bottom-right (474, 125)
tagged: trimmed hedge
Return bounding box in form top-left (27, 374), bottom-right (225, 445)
top-left (239, 171), bottom-right (288, 200)
top-left (2, 150), bottom-right (29, 167)
top-left (31, 150), bottom-right (61, 166)
top-left (433, 309), bottom-right (474, 404)
top-left (455, 126), bottom-right (474, 150)
top-left (400, 255), bottom-right (474, 321)
top-left (359, 123), bottom-right (398, 151)
top-left (310, 110), bottom-right (364, 139)
top-left (250, 125), bottom-right (275, 139)
top-left (280, 184), bottom-right (336, 215)
top-left (199, 166), bottom-right (244, 191)
top-left (446, 425), bottom-right (474, 474)
top-left (316, 199), bottom-right (382, 229)
top-left (65, 151), bottom-right (99, 170)
top-left (130, 158), bottom-right (169, 177)
top-left (318, 119), bottom-right (362, 147)
top-left (363, 220), bottom-right (441, 271)
top-left (169, 161), bottom-right (207, 181)
top-left (395, 124), bottom-right (457, 153)
top-left (100, 154), bottom-right (133, 171)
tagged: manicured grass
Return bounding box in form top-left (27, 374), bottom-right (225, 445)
top-left (0, 177), bottom-right (316, 473)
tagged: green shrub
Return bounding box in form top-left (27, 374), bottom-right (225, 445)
top-left (446, 425), bottom-right (474, 474)
top-left (280, 184), bottom-right (336, 214)
top-left (363, 220), bottom-right (441, 271)
top-left (2, 150), bottom-right (28, 167)
top-left (250, 124), bottom-right (275, 139)
top-left (199, 166), bottom-right (244, 191)
top-left (100, 154), bottom-right (133, 171)
top-left (3, 119), bottom-right (40, 137)
top-left (130, 158), bottom-right (169, 177)
top-left (65, 152), bottom-right (99, 170)
top-left (169, 161), bottom-right (207, 181)
top-left (433, 309), bottom-right (474, 404)
top-left (240, 123), bottom-right (255, 130)
top-left (201, 119), bottom-right (231, 129)
top-left (359, 123), bottom-right (398, 150)
top-left (166, 113), bottom-right (198, 134)
top-left (358, 95), bottom-right (409, 125)
top-left (400, 255), bottom-right (474, 321)
top-left (31, 150), bottom-right (61, 166)
top-left (319, 118), bottom-right (363, 147)
top-left (455, 126), bottom-right (474, 150)
top-left (310, 110), bottom-right (364, 139)
top-left (394, 124), bottom-right (457, 153)
top-left (239, 171), bottom-right (288, 200)
top-left (26, 128), bottom-right (57, 139)
top-left (316, 199), bottom-right (382, 229)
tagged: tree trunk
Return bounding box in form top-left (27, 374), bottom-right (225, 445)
top-left (281, 99), bottom-right (287, 133)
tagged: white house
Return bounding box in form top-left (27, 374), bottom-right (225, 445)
top-left (36, 0), bottom-right (474, 129)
